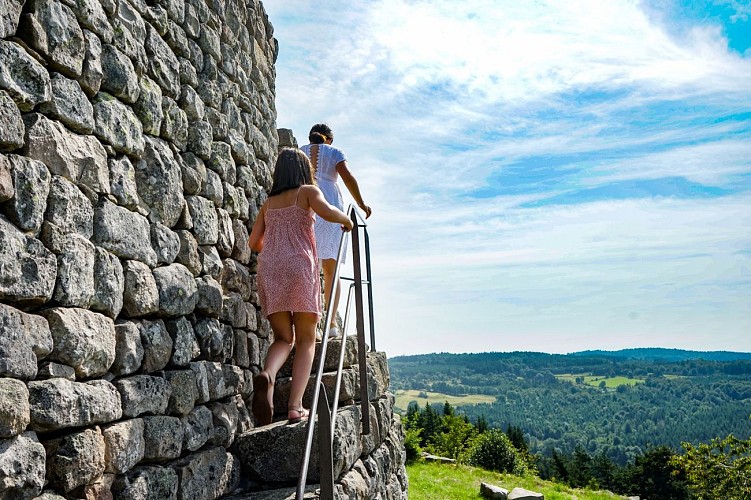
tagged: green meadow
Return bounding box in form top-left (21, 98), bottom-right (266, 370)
top-left (394, 389), bottom-right (496, 413)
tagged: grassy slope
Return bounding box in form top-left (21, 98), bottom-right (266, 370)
top-left (407, 462), bottom-right (629, 500)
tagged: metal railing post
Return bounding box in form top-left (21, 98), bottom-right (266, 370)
top-left (317, 387), bottom-right (334, 500)
top-left (364, 228), bottom-right (376, 352)
top-left (350, 209), bottom-right (370, 435)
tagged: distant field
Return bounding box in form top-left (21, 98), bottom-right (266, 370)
top-left (394, 390), bottom-right (496, 412)
top-left (555, 373), bottom-right (645, 389)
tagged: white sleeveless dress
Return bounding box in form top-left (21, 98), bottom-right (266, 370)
top-left (300, 143), bottom-right (348, 262)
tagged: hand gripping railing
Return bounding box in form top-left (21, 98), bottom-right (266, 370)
top-left (296, 205), bottom-right (375, 500)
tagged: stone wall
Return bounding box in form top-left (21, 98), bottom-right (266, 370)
top-left (0, 0), bottom-right (406, 499)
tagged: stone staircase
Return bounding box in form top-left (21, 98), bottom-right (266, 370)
top-left (226, 336), bottom-right (407, 499)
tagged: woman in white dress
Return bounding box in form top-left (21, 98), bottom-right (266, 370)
top-left (300, 124), bottom-right (372, 337)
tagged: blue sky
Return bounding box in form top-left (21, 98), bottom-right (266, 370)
top-left (263, 0), bottom-right (751, 356)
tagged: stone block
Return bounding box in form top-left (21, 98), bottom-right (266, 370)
top-left (92, 92), bottom-right (146, 156)
top-left (111, 465), bottom-right (178, 500)
top-left (114, 374), bottom-right (171, 418)
top-left (69, 0), bottom-right (114, 44)
top-left (122, 260), bottom-right (160, 317)
top-left (0, 378), bottom-right (30, 438)
top-left (109, 156), bottom-right (139, 209)
top-left (2, 153), bottom-right (50, 232)
top-left (187, 119), bottom-right (212, 159)
top-left (142, 415), bottom-right (183, 462)
top-left (28, 378), bottom-right (122, 432)
top-left (508, 487), bottom-right (544, 500)
top-left (207, 141), bottom-right (235, 183)
top-left (0, 90), bottom-right (24, 152)
top-left (43, 307), bottom-right (115, 378)
top-left (80, 29), bottom-right (103, 96)
top-left (134, 74), bottom-right (164, 136)
top-left (145, 24), bottom-right (180, 98)
top-left (44, 427), bottom-right (105, 493)
top-left (36, 361), bottom-right (75, 380)
top-left (195, 275), bottom-right (223, 317)
top-left (23, 113), bottom-right (108, 191)
top-left (160, 96), bottom-right (188, 150)
top-left (193, 318), bottom-right (226, 362)
top-left (481, 482), bottom-right (509, 499)
top-left (180, 405), bottom-right (213, 452)
top-left (165, 316), bottom-right (200, 366)
top-left (135, 136), bottom-right (185, 227)
top-left (39, 72), bottom-right (95, 134)
top-left (207, 399), bottom-right (239, 448)
top-left (220, 292), bottom-right (247, 329)
top-left (220, 258), bottom-right (252, 300)
top-left (0, 432), bottom-right (45, 499)
top-left (138, 319), bottom-right (173, 373)
top-left (178, 152), bottom-right (206, 195)
top-left (186, 195), bottom-right (218, 244)
top-left (91, 246), bottom-right (125, 318)
top-left (100, 43), bottom-right (140, 104)
top-left (216, 207), bottom-right (234, 256)
top-left (171, 447), bottom-right (240, 500)
top-left (0, 303), bottom-right (44, 379)
top-left (151, 222), bottom-right (181, 265)
top-left (164, 370), bottom-right (197, 416)
top-left (22, 0), bottom-right (85, 78)
top-left (103, 418), bottom-right (145, 474)
top-left (0, 215), bottom-right (57, 306)
top-left (175, 229), bottom-right (202, 276)
top-left (231, 219), bottom-right (251, 265)
top-left (53, 234), bottom-right (96, 308)
top-left (0, 0), bottom-right (23, 38)
top-left (94, 198), bottom-right (157, 267)
top-left (112, 321), bottom-right (144, 376)
top-left (0, 154), bottom-right (13, 201)
top-left (199, 245), bottom-right (223, 278)
top-left (152, 263), bottom-right (199, 317)
top-left (0, 40), bottom-right (51, 111)
top-left (44, 175), bottom-right (95, 240)
top-left (111, 0), bottom-right (148, 73)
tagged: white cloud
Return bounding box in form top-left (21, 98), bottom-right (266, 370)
top-left (264, 1), bottom-right (751, 355)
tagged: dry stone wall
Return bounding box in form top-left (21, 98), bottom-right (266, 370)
top-left (0, 1), bottom-right (407, 499)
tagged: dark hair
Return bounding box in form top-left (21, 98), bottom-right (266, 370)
top-left (309, 123), bottom-right (333, 144)
top-left (269, 148), bottom-right (314, 196)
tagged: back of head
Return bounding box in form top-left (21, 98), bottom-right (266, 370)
top-left (309, 123), bottom-right (333, 144)
top-left (270, 148), bottom-right (314, 196)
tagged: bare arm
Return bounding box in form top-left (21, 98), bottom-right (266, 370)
top-left (336, 161), bottom-right (372, 219)
top-left (248, 202), bottom-right (267, 252)
top-left (305, 186), bottom-right (354, 231)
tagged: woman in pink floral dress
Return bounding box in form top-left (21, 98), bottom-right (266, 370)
top-left (249, 148), bottom-right (353, 425)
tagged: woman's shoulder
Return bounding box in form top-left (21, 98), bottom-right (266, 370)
top-left (322, 144), bottom-right (346, 161)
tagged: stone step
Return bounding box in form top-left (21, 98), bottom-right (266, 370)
top-left (223, 484), bottom-right (319, 499)
top-left (277, 336), bottom-right (360, 379)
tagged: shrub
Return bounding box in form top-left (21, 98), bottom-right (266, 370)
top-left (404, 427), bottom-right (423, 464)
top-left (467, 429), bottom-right (527, 474)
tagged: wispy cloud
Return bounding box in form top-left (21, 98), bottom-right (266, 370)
top-left (264, 0), bottom-right (751, 355)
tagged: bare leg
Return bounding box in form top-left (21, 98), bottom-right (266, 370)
top-left (288, 312), bottom-right (318, 413)
top-left (321, 258), bottom-right (341, 329)
top-left (265, 311), bottom-right (295, 381)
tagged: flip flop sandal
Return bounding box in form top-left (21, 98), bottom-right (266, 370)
top-left (288, 407), bottom-right (310, 424)
top-left (252, 371), bottom-right (274, 426)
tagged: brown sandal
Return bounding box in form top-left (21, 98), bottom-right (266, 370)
top-left (252, 371), bottom-right (274, 426)
top-left (288, 407), bottom-right (310, 424)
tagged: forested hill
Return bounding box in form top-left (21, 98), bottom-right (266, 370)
top-left (569, 348), bottom-right (751, 362)
top-left (388, 349), bottom-right (751, 465)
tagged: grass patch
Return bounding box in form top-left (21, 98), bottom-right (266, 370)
top-left (394, 390), bottom-right (496, 413)
top-left (407, 461), bottom-right (628, 500)
top-left (555, 373), bottom-right (645, 389)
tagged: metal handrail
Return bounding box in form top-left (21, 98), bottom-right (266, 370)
top-left (295, 205), bottom-right (375, 500)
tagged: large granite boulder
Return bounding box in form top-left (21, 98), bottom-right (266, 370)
top-left (28, 378), bottom-right (122, 432)
top-left (44, 175), bottom-right (95, 241)
top-left (0, 216), bottom-right (57, 306)
top-left (138, 319), bottom-right (173, 373)
top-left (122, 260), bottom-right (159, 317)
top-left (91, 246), bottom-right (125, 318)
top-left (101, 43), bottom-right (140, 104)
